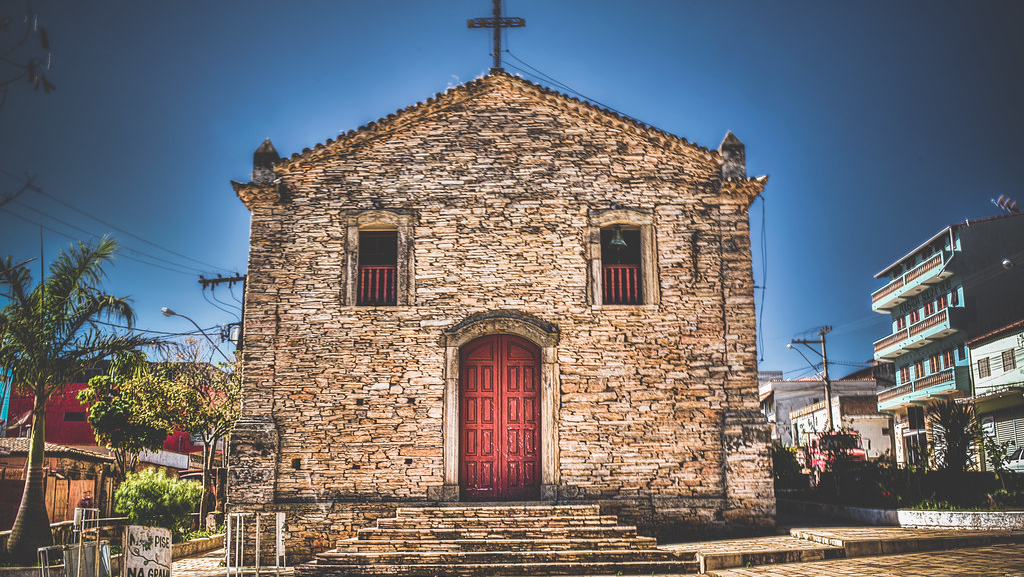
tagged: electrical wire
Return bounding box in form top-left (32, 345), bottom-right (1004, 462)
top-left (11, 200), bottom-right (200, 275)
top-left (208, 286), bottom-right (241, 313)
top-left (0, 207), bottom-right (198, 276)
top-left (34, 189), bottom-right (228, 272)
top-left (502, 52), bottom-right (635, 121)
top-left (203, 289), bottom-right (239, 318)
top-left (0, 168), bottom-right (231, 273)
top-left (91, 319), bottom-right (220, 337)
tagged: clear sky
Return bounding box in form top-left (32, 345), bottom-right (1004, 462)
top-left (1, 0), bottom-right (1022, 377)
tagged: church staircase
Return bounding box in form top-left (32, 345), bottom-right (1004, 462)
top-left (297, 503), bottom-right (699, 576)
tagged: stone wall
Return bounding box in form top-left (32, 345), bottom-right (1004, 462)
top-left (229, 72), bottom-right (773, 561)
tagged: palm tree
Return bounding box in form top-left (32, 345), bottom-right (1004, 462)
top-left (0, 237), bottom-right (153, 565)
top-left (928, 399), bottom-right (979, 472)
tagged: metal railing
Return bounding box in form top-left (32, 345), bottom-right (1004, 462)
top-left (358, 265), bottom-right (397, 306)
top-left (602, 264), bottom-right (641, 305)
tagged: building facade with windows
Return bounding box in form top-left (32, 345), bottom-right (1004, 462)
top-left (760, 364), bottom-right (893, 448)
top-left (871, 212), bottom-right (1024, 464)
top-left (229, 72), bottom-right (773, 560)
top-left (967, 319), bottom-right (1024, 457)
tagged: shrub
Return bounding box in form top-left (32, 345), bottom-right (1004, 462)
top-left (771, 442), bottom-right (807, 490)
top-left (115, 468), bottom-right (202, 541)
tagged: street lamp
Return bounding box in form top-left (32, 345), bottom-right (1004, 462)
top-left (161, 307), bottom-right (233, 363)
top-left (787, 326), bottom-right (835, 432)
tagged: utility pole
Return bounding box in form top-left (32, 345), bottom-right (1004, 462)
top-left (788, 326), bottom-right (835, 432)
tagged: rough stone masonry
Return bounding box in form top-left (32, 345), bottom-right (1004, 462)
top-left (229, 72), bottom-right (774, 561)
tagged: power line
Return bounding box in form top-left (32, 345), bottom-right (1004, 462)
top-left (34, 189), bottom-right (228, 272)
top-left (11, 199), bottom-right (200, 275)
top-left (502, 51), bottom-right (635, 121)
top-left (0, 207), bottom-right (197, 276)
top-left (91, 319), bottom-right (220, 337)
top-left (0, 168), bottom-right (231, 273)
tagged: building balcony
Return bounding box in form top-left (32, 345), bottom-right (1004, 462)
top-left (873, 307), bottom-right (967, 360)
top-left (877, 366), bottom-right (971, 411)
top-left (871, 251), bottom-right (955, 313)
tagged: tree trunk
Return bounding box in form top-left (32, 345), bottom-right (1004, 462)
top-left (6, 391), bottom-right (53, 565)
top-left (199, 436), bottom-right (212, 524)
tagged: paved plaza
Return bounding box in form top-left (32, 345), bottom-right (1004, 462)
top-left (171, 525), bottom-right (1024, 577)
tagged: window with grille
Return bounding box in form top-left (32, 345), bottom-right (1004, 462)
top-left (899, 366), bottom-right (910, 384)
top-left (913, 360), bottom-right (924, 378)
top-left (909, 309), bottom-right (921, 324)
top-left (896, 316), bottom-right (907, 330)
top-left (937, 295), bottom-right (947, 310)
top-left (924, 301), bottom-right (935, 317)
top-left (600, 227), bottom-right (642, 305)
top-left (978, 357), bottom-right (991, 379)
top-left (929, 353), bottom-right (941, 374)
top-left (358, 231), bottom-right (397, 306)
top-left (1004, 349), bottom-right (1017, 372)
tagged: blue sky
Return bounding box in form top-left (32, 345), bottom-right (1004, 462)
top-left (1, 0), bottom-right (1022, 378)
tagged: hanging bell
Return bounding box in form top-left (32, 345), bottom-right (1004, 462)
top-left (609, 225), bottom-right (627, 249)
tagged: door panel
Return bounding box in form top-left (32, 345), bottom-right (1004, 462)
top-left (460, 335), bottom-right (541, 500)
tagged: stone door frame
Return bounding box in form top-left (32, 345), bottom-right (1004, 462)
top-left (439, 310), bottom-right (560, 501)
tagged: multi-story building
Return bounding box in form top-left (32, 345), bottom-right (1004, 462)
top-left (871, 211), bottom-right (1024, 464)
top-left (967, 318), bottom-right (1024, 453)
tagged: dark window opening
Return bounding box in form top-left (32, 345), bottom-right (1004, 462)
top-left (601, 227), bottom-right (642, 305)
top-left (358, 231), bottom-right (397, 306)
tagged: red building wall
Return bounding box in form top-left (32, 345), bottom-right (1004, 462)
top-left (7, 382), bottom-right (201, 453)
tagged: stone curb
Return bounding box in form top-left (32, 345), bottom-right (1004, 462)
top-left (780, 498), bottom-right (1024, 529)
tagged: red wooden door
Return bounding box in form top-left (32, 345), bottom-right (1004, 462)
top-left (460, 335), bottom-right (541, 501)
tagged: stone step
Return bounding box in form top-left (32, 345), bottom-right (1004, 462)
top-left (337, 536), bottom-right (659, 553)
top-left (297, 559), bottom-right (699, 577)
top-left (315, 548), bottom-right (690, 566)
top-left (375, 515), bottom-right (620, 530)
top-left (356, 525), bottom-right (639, 541)
top-left (394, 504), bottom-right (602, 519)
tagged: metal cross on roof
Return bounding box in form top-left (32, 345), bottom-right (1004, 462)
top-left (467, 0), bottom-right (525, 72)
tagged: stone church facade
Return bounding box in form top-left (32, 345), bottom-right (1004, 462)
top-left (229, 72), bottom-right (773, 560)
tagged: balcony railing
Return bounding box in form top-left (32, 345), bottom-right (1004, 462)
top-left (872, 251), bottom-right (952, 312)
top-left (877, 383), bottom-right (913, 404)
top-left (877, 366), bottom-right (967, 409)
top-left (874, 329), bottom-right (909, 355)
top-left (358, 265), bottom-right (397, 306)
top-left (603, 264), bottom-right (641, 305)
top-left (908, 308), bottom-right (947, 338)
top-left (874, 308), bottom-right (963, 360)
top-left (914, 367), bottom-right (954, 389)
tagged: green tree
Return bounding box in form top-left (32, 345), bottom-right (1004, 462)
top-left (928, 400), bottom-right (979, 472)
top-left (0, 238), bottom-right (152, 564)
top-left (115, 468), bottom-right (202, 541)
top-left (78, 353), bottom-right (174, 480)
top-left (162, 340), bottom-right (240, 523)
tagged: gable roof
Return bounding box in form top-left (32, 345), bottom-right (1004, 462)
top-left (273, 71), bottom-right (717, 175)
top-left (233, 71), bottom-right (769, 208)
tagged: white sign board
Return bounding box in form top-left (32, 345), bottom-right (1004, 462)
top-left (123, 526), bottom-right (171, 577)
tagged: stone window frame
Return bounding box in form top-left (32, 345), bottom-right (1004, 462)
top-left (436, 310), bottom-right (561, 502)
top-left (343, 210), bottom-right (414, 306)
top-left (587, 208), bottom-right (659, 307)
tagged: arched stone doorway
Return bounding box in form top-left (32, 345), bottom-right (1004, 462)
top-left (439, 310), bottom-right (560, 502)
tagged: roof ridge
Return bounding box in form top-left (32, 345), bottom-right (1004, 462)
top-left (274, 71), bottom-right (718, 173)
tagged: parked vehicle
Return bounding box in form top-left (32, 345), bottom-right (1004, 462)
top-left (798, 432), bottom-right (868, 478)
top-left (1005, 447), bottom-right (1024, 472)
